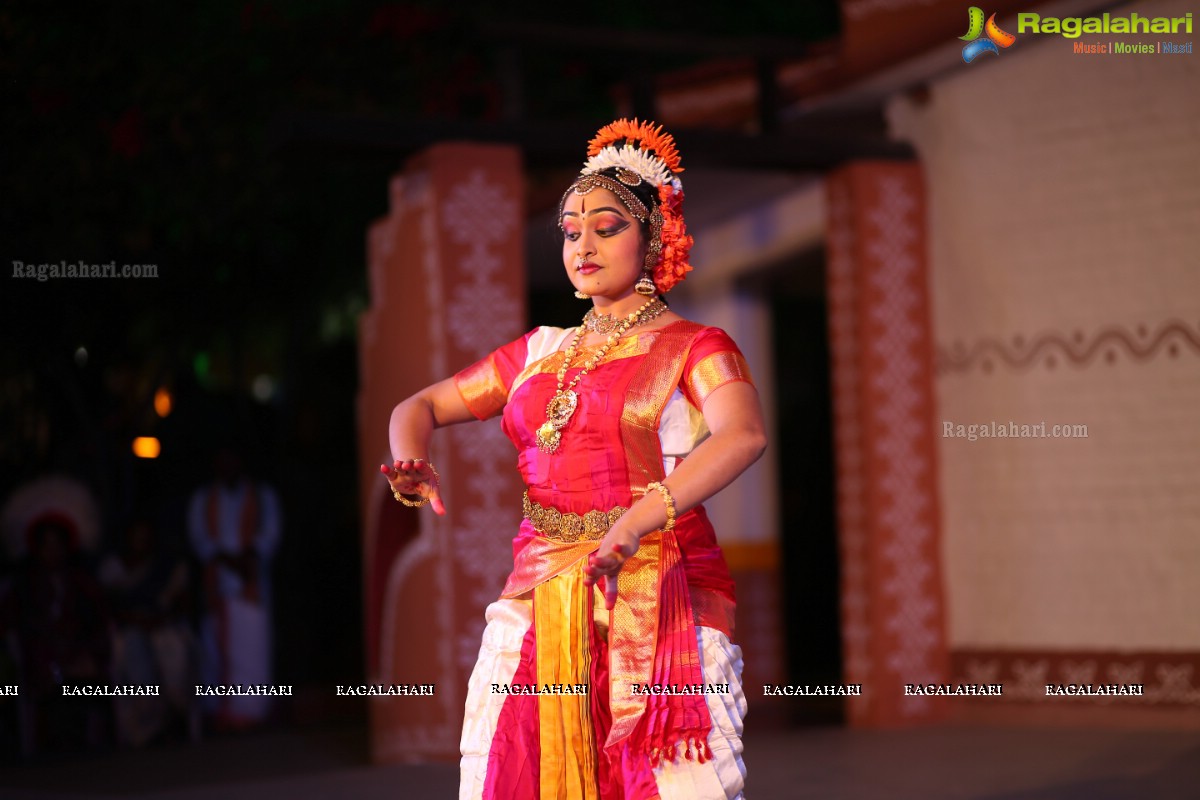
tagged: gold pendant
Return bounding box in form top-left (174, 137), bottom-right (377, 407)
top-left (536, 422), bottom-right (561, 453)
top-left (536, 390), bottom-right (579, 454)
top-left (545, 389), bottom-right (578, 425)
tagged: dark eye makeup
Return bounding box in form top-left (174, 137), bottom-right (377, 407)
top-left (562, 219), bottom-right (630, 241)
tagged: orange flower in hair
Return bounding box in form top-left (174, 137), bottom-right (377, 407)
top-left (587, 118), bottom-right (684, 176)
top-left (652, 183), bottom-right (693, 293)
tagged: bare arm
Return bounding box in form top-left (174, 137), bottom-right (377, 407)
top-left (586, 380), bottom-right (768, 606)
top-left (381, 376), bottom-right (478, 515)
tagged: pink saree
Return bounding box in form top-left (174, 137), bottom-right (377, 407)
top-left (455, 320), bottom-right (753, 799)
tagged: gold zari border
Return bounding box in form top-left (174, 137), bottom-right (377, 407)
top-left (686, 351), bottom-right (754, 408)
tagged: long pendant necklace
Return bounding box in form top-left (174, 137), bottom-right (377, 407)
top-left (535, 297), bottom-right (667, 454)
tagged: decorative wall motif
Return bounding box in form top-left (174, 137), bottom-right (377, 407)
top-left (826, 178), bottom-right (873, 726)
top-left (862, 175), bottom-right (943, 719)
top-left (438, 167), bottom-right (525, 677)
top-left (955, 650), bottom-right (1200, 705)
top-left (936, 320), bottom-right (1200, 375)
top-left (448, 422), bottom-right (518, 619)
top-left (443, 169), bottom-right (523, 358)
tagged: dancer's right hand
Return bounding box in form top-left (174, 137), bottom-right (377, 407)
top-left (381, 458), bottom-right (446, 516)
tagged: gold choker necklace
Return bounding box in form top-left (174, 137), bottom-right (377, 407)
top-left (583, 298), bottom-right (668, 335)
top-left (535, 297), bottom-right (665, 454)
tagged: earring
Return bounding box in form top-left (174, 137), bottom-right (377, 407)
top-left (574, 290), bottom-right (590, 299)
top-left (635, 272), bottom-right (656, 296)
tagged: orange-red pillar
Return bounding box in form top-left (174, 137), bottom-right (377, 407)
top-left (357, 143), bottom-right (527, 761)
top-left (826, 162), bottom-right (948, 727)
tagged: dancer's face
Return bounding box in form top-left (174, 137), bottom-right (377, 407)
top-left (561, 188), bottom-right (646, 301)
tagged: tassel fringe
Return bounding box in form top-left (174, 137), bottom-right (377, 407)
top-left (645, 736), bottom-right (711, 769)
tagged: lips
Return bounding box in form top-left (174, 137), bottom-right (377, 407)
top-left (577, 261), bottom-right (600, 274)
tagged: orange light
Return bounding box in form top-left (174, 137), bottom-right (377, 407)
top-left (154, 386), bottom-right (173, 417)
top-left (132, 437), bottom-right (161, 459)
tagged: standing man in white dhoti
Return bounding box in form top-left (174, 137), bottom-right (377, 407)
top-left (187, 445), bottom-right (282, 730)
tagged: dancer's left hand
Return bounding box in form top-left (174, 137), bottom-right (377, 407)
top-left (584, 526), bottom-right (640, 610)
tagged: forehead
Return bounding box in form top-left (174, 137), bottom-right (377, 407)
top-left (561, 187), bottom-right (630, 217)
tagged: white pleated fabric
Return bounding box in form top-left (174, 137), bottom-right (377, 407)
top-left (458, 596), bottom-right (748, 800)
top-left (459, 598), bottom-right (532, 800)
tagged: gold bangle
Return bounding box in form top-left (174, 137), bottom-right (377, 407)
top-left (645, 481), bottom-right (676, 532)
top-left (393, 490), bottom-right (429, 508)
top-left (391, 463), bottom-right (441, 508)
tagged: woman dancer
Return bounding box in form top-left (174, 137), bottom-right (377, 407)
top-left (382, 119), bottom-right (766, 799)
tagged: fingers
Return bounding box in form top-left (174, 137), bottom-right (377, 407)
top-left (384, 458), bottom-right (429, 476)
top-left (381, 459), bottom-right (432, 487)
top-left (392, 458), bottom-right (427, 477)
top-left (583, 540), bottom-right (629, 607)
top-left (584, 552), bottom-right (609, 588)
top-left (585, 551), bottom-right (618, 579)
top-left (428, 484), bottom-right (446, 516)
top-left (585, 572), bottom-right (622, 611)
top-left (604, 573), bottom-right (619, 610)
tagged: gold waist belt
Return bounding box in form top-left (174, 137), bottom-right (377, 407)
top-left (522, 491), bottom-right (628, 542)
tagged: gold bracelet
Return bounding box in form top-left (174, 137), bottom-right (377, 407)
top-left (644, 481), bottom-right (676, 532)
top-left (393, 490), bottom-right (429, 508)
top-left (391, 463), bottom-right (441, 508)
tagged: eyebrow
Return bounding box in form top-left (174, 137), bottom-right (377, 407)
top-left (561, 206), bottom-right (630, 219)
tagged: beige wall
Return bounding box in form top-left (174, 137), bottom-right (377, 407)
top-left (888, 0), bottom-right (1200, 652)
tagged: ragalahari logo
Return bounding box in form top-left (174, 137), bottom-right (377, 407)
top-left (960, 7), bottom-right (1017, 62)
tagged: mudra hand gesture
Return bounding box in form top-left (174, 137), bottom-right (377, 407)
top-left (380, 458), bottom-right (446, 516)
top-left (584, 525), bottom-right (640, 610)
